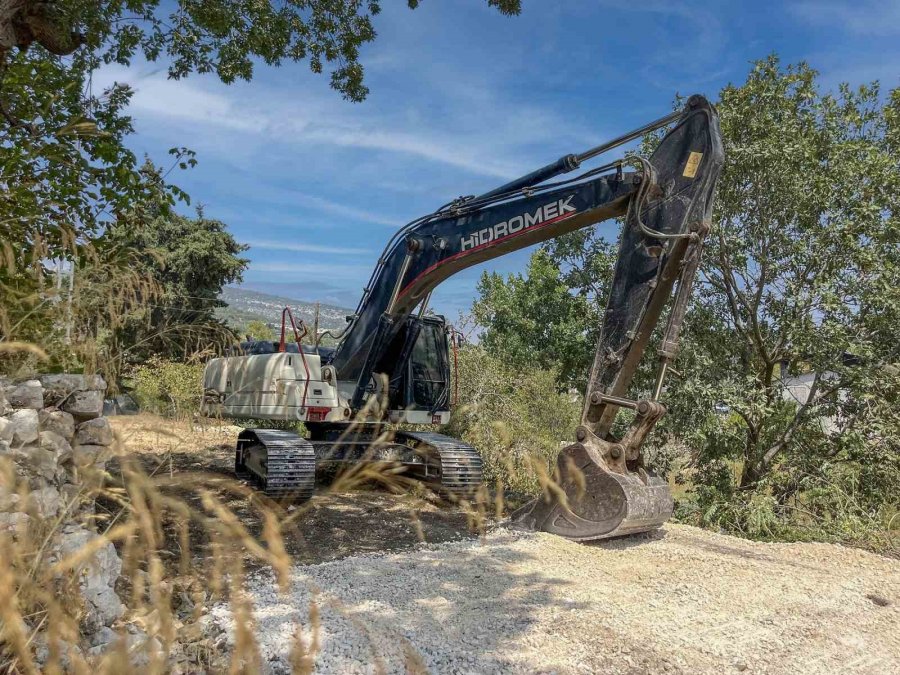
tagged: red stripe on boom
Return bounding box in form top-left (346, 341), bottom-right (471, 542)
top-left (397, 211), bottom-right (577, 300)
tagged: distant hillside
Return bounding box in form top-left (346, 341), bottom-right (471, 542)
top-left (216, 287), bottom-right (352, 334)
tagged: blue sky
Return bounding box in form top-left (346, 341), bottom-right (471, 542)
top-left (95, 0), bottom-right (900, 317)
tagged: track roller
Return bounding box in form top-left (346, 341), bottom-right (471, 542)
top-left (236, 429), bottom-right (316, 501)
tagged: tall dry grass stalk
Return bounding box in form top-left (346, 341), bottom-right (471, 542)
top-left (0, 297), bottom-right (572, 672)
top-left (0, 399), bottom-right (553, 672)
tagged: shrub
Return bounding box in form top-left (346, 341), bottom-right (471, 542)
top-left (131, 357), bottom-right (205, 419)
top-left (447, 345), bottom-right (581, 499)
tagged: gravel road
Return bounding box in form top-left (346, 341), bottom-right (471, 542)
top-left (209, 524), bottom-right (900, 674)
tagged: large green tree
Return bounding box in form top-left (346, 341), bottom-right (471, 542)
top-left (472, 57), bottom-right (900, 548)
top-left (1, 0), bottom-right (520, 102)
top-left (97, 202), bottom-right (249, 363)
top-left (671, 59), bottom-right (900, 544)
top-left (472, 248), bottom-right (611, 390)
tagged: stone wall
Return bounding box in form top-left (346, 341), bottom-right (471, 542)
top-left (0, 374), bottom-right (124, 636)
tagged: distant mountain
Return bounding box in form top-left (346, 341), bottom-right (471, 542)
top-left (216, 287), bottom-right (352, 334)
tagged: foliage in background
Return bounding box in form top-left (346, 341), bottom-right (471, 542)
top-left (0, 49), bottom-right (190, 357)
top-left (446, 344), bottom-right (581, 497)
top-left (472, 248), bottom-right (612, 390)
top-left (664, 58), bottom-right (900, 551)
top-left (131, 357), bottom-right (205, 420)
top-left (470, 57), bottom-right (900, 553)
top-left (100, 196), bottom-right (248, 364)
top-left (242, 320), bottom-right (275, 342)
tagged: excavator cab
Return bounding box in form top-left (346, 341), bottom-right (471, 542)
top-left (382, 315), bottom-right (452, 415)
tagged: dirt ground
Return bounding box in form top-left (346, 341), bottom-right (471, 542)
top-left (210, 526), bottom-right (900, 674)
top-left (108, 415), bottom-right (479, 565)
top-left (111, 414), bottom-right (900, 674)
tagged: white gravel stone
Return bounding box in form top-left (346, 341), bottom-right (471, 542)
top-left (209, 526), bottom-right (900, 675)
top-left (7, 409), bottom-right (39, 446)
top-left (4, 380), bottom-right (44, 409)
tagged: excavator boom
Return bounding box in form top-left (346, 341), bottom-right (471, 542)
top-left (202, 95), bottom-right (723, 541)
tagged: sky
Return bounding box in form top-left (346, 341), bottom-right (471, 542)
top-left (94, 0), bottom-right (900, 317)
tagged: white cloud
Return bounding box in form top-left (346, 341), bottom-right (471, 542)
top-left (790, 1), bottom-right (900, 35)
top-left (93, 65), bottom-right (526, 180)
top-left (93, 66), bottom-right (262, 132)
top-left (247, 240), bottom-right (371, 255)
top-left (92, 56), bottom-right (599, 186)
top-left (286, 192), bottom-right (403, 228)
top-left (248, 261), bottom-right (372, 280)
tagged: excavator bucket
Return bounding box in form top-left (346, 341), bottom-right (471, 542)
top-left (512, 440), bottom-right (673, 541)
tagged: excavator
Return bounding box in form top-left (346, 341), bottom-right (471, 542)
top-left (202, 94), bottom-right (724, 541)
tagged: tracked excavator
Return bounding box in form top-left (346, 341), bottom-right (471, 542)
top-left (202, 94), bottom-right (724, 541)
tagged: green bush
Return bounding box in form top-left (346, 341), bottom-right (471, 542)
top-left (447, 344), bottom-right (581, 498)
top-left (131, 357), bottom-right (205, 419)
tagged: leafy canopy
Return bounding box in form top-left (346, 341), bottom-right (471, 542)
top-left (471, 56), bottom-right (900, 550)
top-left (98, 198), bottom-right (250, 363)
top-left (3, 0), bottom-right (521, 102)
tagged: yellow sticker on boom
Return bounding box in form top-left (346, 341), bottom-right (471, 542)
top-left (683, 151), bottom-right (703, 178)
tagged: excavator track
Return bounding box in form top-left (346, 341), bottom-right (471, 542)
top-left (236, 429), bottom-right (316, 501)
top-left (395, 431), bottom-right (484, 497)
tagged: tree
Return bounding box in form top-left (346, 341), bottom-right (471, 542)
top-left (96, 201), bottom-right (249, 363)
top-left (472, 247), bottom-right (614, 390)
top-left (470, 57), bottom-right (900, 548)
top-left (0, 47), bottom-right (192, 357)
top-left (1, 0), bottom-right (521, 103)
top-left (667, 59), bottom-right (900, 542)
top-left (244, 320), bottom-right (274, 342)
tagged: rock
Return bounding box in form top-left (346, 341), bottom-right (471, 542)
top-left (103, 393), bottom-right (140, 416)
top-left (75, 417), bottom-right (114, 447)
top-left (0, 484), bottom-right (21, 511)
top-left (89, 626), bottom-right (119, 649)
top-left (4, 380), bottom-right (43, 410)
top-left (0, 511), bottom-right (30, 532)
top-left (40, 430), bottom-right (72, 456)
top-left (39, 374), bottom-right (106, 406)
top-left (0, 417), bottom-right (10, 443)
top-left (69, 444), bottom-right (109, 469)
top-left (0, 389), bottom-right (7, 416)
top-left (39, 408), bottom-right (76, 440)
top-left (57, 524), bottom-right (124, 630)
top-left (33, 632), bottom-right (84, 670)
top-left (59, 482), bottom-right (97, 516)
top-left (0, 439), bottom-right (9, 455)
top-left (61, 389), bottom-right (105, 421)
top-left (18, 444), bottom-right (58, 482)
top-left (7, 409), bottom-right (39, 446)
top-left (29, 486), bottom-right (61, 517)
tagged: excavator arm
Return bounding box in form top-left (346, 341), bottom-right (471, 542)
top-left (329, 94), bottom-right (723, 540)
top-left (210, 95), bottom-right (723, 541)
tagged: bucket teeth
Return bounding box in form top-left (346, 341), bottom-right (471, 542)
top-left (512, 442), bottom-right (673, 541)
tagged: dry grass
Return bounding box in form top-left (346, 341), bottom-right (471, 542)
top-left (0, 403), bottom-right (505, 673)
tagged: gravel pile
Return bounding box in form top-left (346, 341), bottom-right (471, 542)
top-left (209, 524), bottom-right (900, 674)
